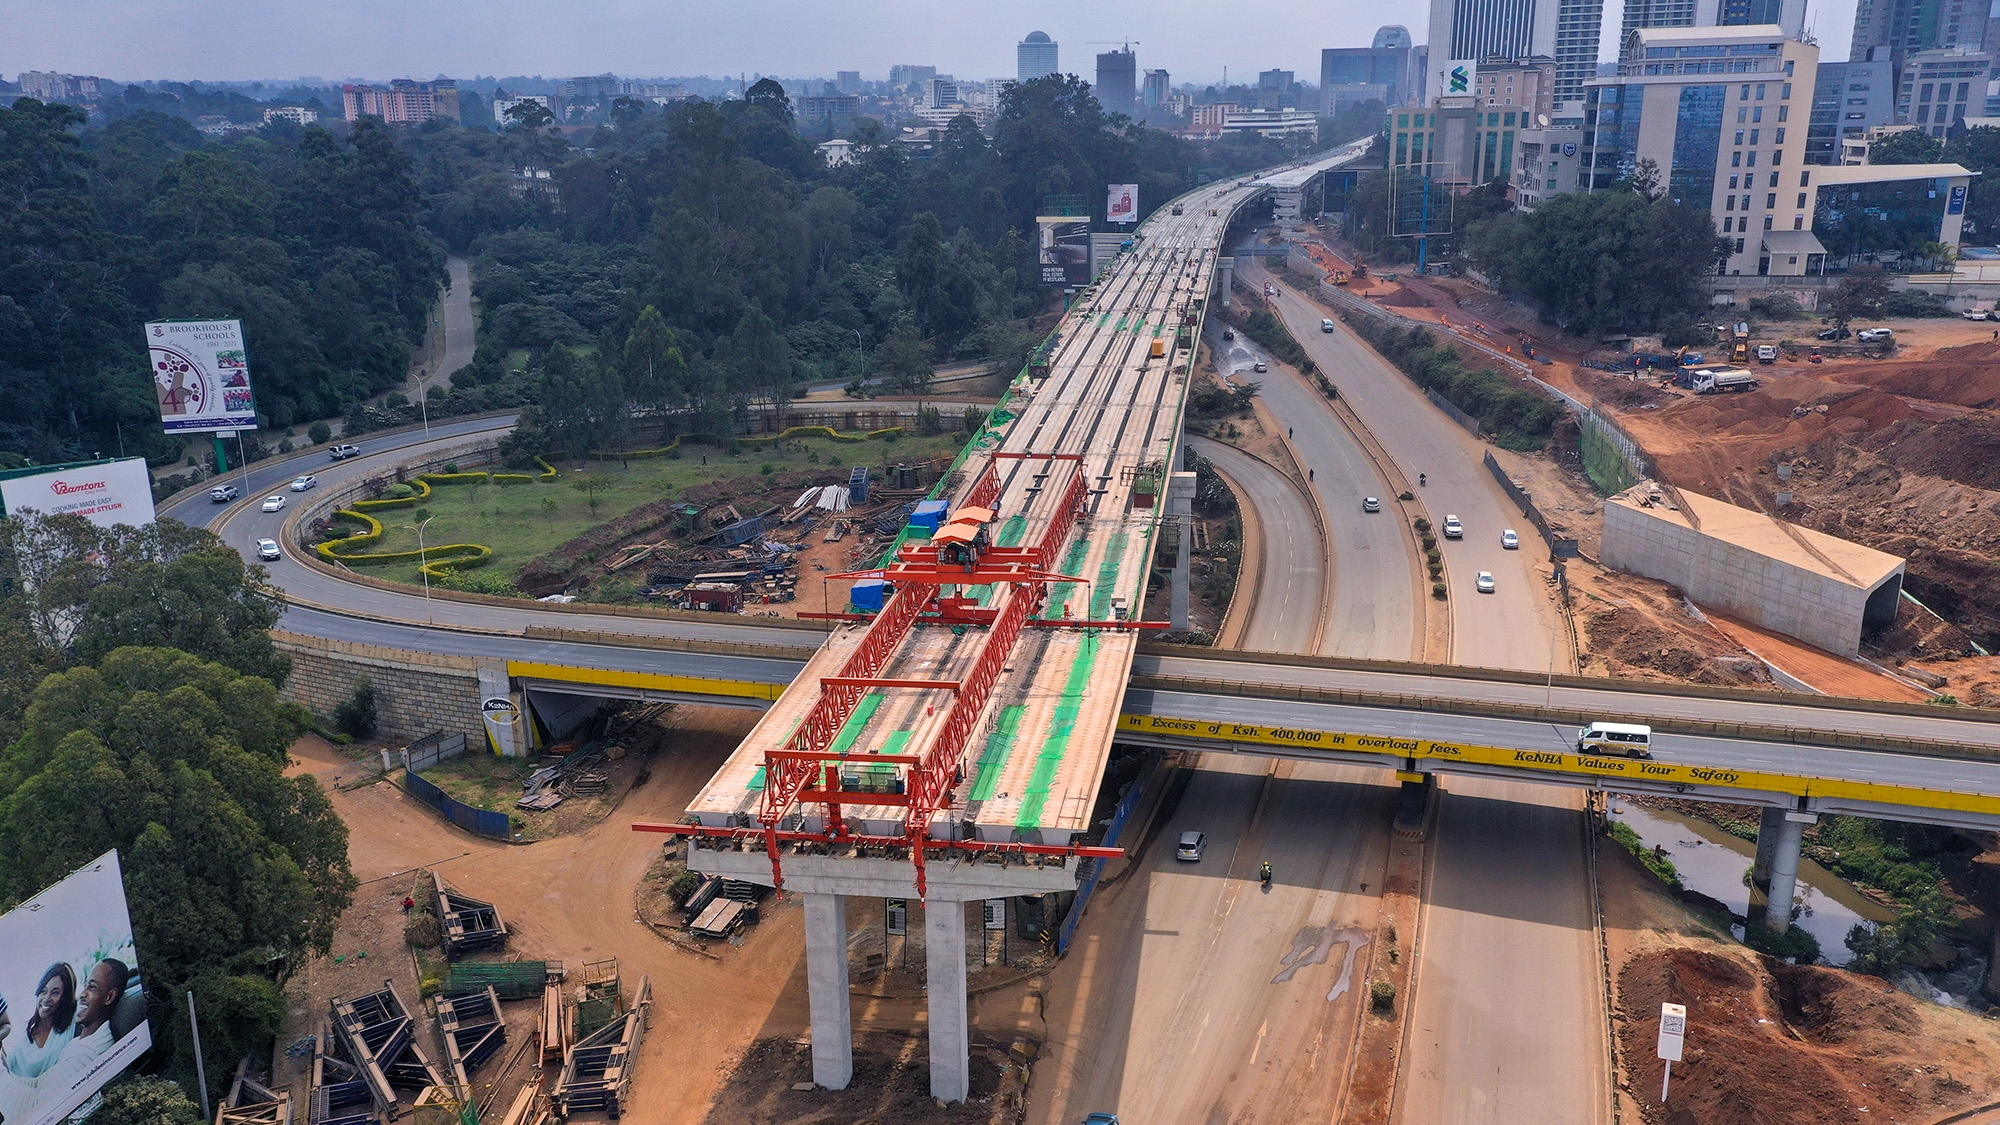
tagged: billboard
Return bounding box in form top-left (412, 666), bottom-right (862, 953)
top-left (1106, 183), bottom-right (1139, 224)
top-left (147, 319), bottom-right (256, 434)
top-left (0, 458), bottom-right (157, 529)
top-left (0, 851), bottom-right (150, 1125)
top-left (1037, 217), bottom-right (1092, 288)
top-left (1444, 59), bottom-right (1477, 96)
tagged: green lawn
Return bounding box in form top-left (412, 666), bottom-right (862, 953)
top-left (350, 430), bottom-right (972, 590)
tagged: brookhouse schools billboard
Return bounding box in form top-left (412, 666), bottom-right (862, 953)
top-left (0, 458), bottom-right (157, 529)
top-left (0, 851), bottom-right (149, 1125)
top-left (148, 319), bottom-right (256, 434)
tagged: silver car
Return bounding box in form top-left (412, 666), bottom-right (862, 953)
top-left (1175, 831), bottom-right (1207, 862)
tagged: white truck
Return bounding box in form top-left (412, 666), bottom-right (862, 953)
top-left (1755, 345), bottom-right (1778, 364)
top-left (1689, 366), bottom-right (1759, 395)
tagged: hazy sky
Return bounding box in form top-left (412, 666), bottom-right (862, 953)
top-left (11, 0), bottom-right (1855, 87)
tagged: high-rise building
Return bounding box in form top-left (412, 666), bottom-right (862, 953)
top-left (1259, 69), bottom-right (1297, 89)
top-left (1323, 27), bottom-right (1421, 108)
top-left (1143, 69), bottom-right (1172, 108)
top-left (1375, 25), bottom-right (1416, 50)
top-left (1622, 0), bottom-right (1805, 40)
top-left (343, 79), bottom-right (461, 124)
top-left (1850, 0), bottom-right (1994, 73)
top-left (1472, 55), bottom-right (1560, 120)
top-left (889, 65), bottom-right (938, 88)
top-left (925, 77), bottom-right (962, 109)
top-left (1427, 0), bottom-right (1605, 104)
top-left (1806, 60), bottom-right (1894, 162)
top-left (836, 71), bottom-right (862, 94)
top-left (1096, 48), bottom-right (1138, 114)
top-left (1898, 48), bottom-right (1993, 134)
top-left (1018, 31), bottom-right (1060, 81)
top-left (1582, 25), bottom-right (1818, 273)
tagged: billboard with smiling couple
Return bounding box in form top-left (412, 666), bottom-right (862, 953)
top-left (0, 851), bottom-right (149, 1125)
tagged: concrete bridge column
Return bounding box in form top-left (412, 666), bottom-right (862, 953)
top-left (1751, 806), bottom-right (1785, 889)
top-left (1760, 812), bottom-right (1811, 932)
top-left (1168, 470), bottom-right (1196, 632)
top-left (926, 899), bottom-right (970, 1102)
top-left (803, 893), bottom-right (854, 1089)
top-left (1219, 257), bottom-right (1235, 307)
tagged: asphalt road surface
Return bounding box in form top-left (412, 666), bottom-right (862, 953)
top-left (1244, 259), bottom-right (1608, 1123)
top-left (1188, 436), bottom-right (1323, 655)
top-left (1245, 259), bottom-right (1560, 674)
top-left (1211, 325), bottom-right (1420, 661)
top-left (1030, 755), bottom-right (1397, 1125)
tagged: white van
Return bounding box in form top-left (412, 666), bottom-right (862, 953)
top-left (1577, 722), bottom-right (1652, 759)
top-left (1321, 318), bottom-right (1336, 332)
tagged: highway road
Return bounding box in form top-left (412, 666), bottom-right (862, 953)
top-left (1211, 324), bottom-right (1420, 661)
top-left (414, 254), bottom-right (477, 398)
top-left (1245, 258), bottom-right (1562, 674)
top-left (1030, 755), bottom-right (1397, 1125)
top-left (1242, 260), bottom-right (1607, 1122)
top-left (1188, 437), bottom-right (1323, 655)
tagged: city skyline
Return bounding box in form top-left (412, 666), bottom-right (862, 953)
top-left (8, 0), bottom-right (1863, 88)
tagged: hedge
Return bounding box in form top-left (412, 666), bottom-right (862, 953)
top-left (316, 506), bottom-right (495, 579)
top-left (352, 476), bottom-right (431, 512)
top-left (533, 455), bottom-right (558, 481)
top-left (418, 471), bottom-right (491, 486)
top-left (585, 425), bottom-right (906, 462)
top-left (493, 473), bottom-right (538, 485)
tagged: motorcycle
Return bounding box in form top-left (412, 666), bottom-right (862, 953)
top-left (1259, 861), bottom-right (1273, 889)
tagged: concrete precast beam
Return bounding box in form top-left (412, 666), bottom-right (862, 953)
top-left (802, 893), bottom-right (853, 1090)
top-left (686, 848), bottom-right (1082, 899)
top-left (926, 903), bottom-right (971, 1103)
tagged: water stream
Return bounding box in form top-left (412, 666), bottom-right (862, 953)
top-left (1609, 801), bottom-right (1992, 1007)
top-left (1608, 801), bottom-right (1893, 965)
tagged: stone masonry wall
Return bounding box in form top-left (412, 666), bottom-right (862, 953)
top-left (274, 630), bottom-right (486, 746)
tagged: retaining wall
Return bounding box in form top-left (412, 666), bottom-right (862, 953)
top-left (274, 630), bottom-right (490, 745)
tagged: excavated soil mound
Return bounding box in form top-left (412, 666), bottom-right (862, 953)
top-left (1375, 286), bottom-right (1432, 309)
top-left (1618, 948), bottom-right (1989, 1125)
top-left (702, 1033), bottom-right (1020, 1125)
top-left (1839, 340), bottom-right (2000, 410)
top-left (1583, 606), bottom-right (1767, 685)
top-left (1858, 415), bottom-right (2000, 490)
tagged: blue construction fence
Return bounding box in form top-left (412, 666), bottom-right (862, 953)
top-left (402, 769), bottom-right (513, 841)
top-left (1056, 751), bottom-right (1162, 955)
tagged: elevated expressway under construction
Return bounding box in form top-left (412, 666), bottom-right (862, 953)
top-left (166, 143), bottom-right (2000, 1108)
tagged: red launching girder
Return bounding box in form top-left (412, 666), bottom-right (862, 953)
top-left (755, 578), bottom-right (937, 846)
top-left (751, 451), bottom-right (1093, 893)
top-left (906, 580), bottom-right (1038, 894)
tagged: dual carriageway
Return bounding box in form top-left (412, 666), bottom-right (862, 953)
top-left (169, 141), bottom-right (2000, 1119)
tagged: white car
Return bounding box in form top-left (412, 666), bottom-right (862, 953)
top-left (255, 538), bottom-right (282, 561)
top-left (1856, 328), bottom-right (1894, 342)
top-left (1442, 514), bottom-right (1463, 539)
top-left (1252, 360), bottom-right (1268, 372)
top-left (1363, 496), bottom-right (1382, 513)
top-left (1500, 528), bottom-right (1519, 550)
top-left (1964, 308), bottom-right (1991, 321)
top-left (290, 475), bottom-right (319, 491)
top-left (1476, 571), bottom-right (1496, 594)
top-left (261, 495), bottom-right (286, 512)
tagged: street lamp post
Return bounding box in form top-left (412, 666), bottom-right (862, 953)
top-left (403, 515), bottom-right (436, 625)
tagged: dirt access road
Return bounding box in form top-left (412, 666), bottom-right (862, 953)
top-left (307, 709), bottom-right (810, 1125)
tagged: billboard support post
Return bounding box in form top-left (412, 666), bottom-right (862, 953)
top-left (187, 991), bottom-right (210, 1121)
top-left (213, 435), bottom-right (229, 475)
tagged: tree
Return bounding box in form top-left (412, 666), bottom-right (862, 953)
top-left (1470, 188), bottom-right (1728, 337)
top-left (93, 1078), bottom-right (205, 1125)
top-left (878, 314), bottom-right (934, 398)
top-left (0, 646), bottom-right (353, 1097)
top-left (308, 420), bottom-right (333, 445)
top-left (1826, 264), bottom-right (1892, 332)
top-left (1867, 129), bottom-right (1945, 166)
top-left (0, 514), bottom-right (288, 684)
top-left (621, 305), bottom-right (687, 419)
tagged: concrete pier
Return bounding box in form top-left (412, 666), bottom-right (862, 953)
top-left (926, 900), bottom-right (971, 1102)
top-left (1758, 810), bottom-right (1810, 931)
top-left (803, 893), bottom-right (854, 1089)
top-left (1751, 806), bottom-right (1785, 889)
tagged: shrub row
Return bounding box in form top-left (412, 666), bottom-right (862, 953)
top-left (1341, 314), bottom-right (1562, 453)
